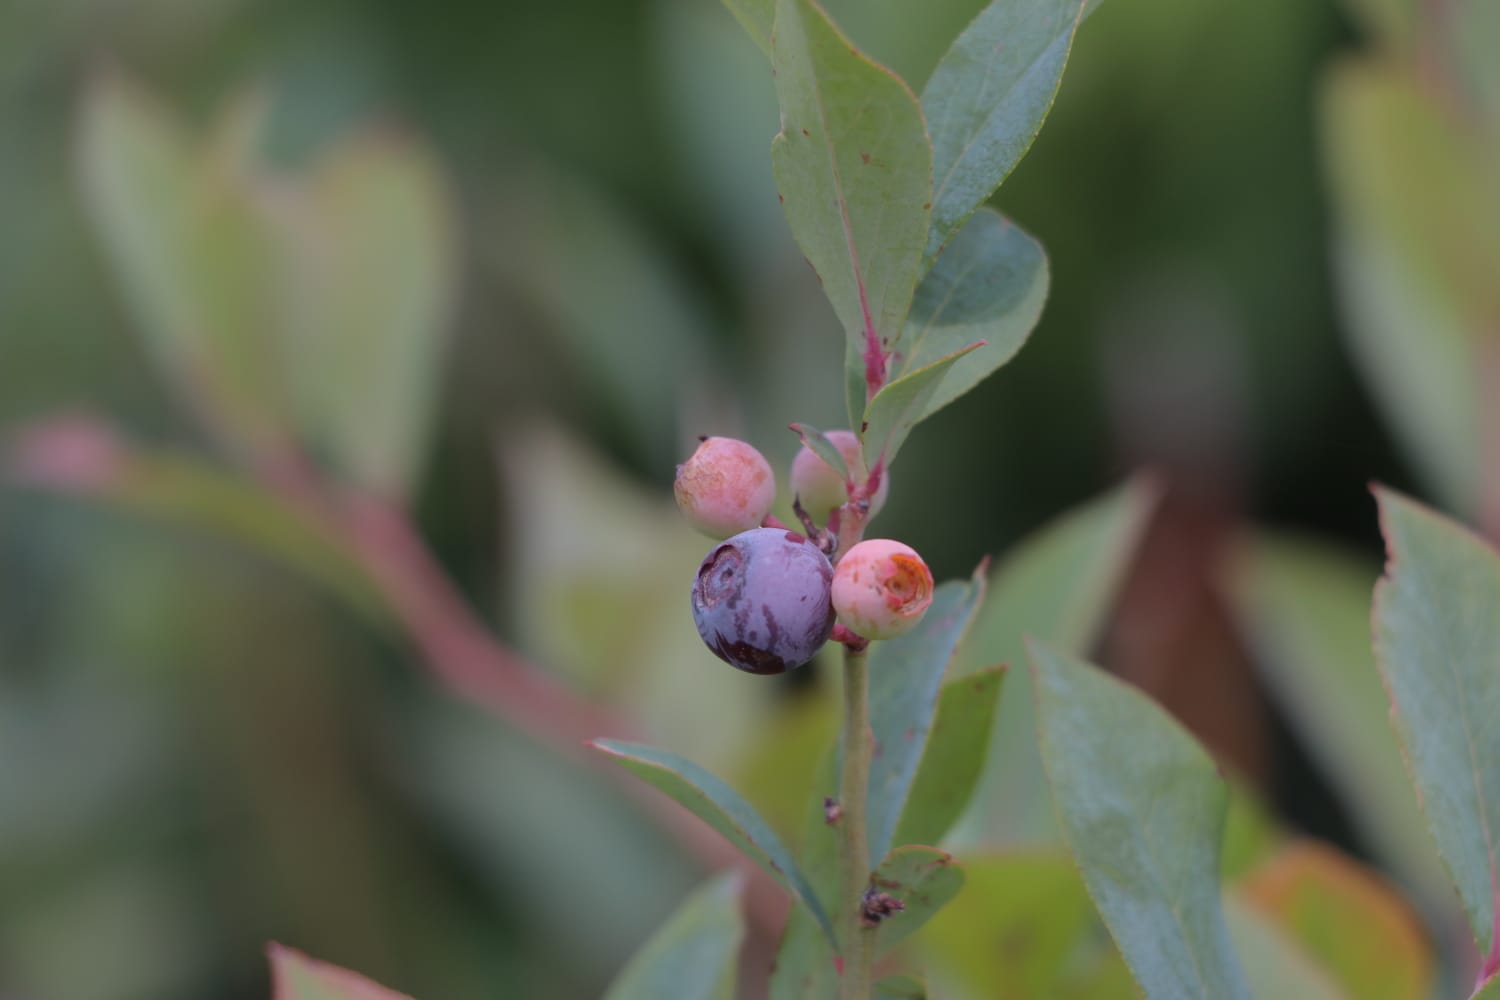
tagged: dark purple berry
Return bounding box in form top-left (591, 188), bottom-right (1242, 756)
top-left (690, 527), bottom-right (835, 674)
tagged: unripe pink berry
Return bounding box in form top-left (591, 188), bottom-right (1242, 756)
top-left (788, 430), bottom-right (889, 520)
top-left (674, 437), bottom-right (776, 538)
top-left (831, 539), bottom-right (933, 640)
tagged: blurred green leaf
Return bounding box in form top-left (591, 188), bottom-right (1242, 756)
top-left (1223, 897), bottom-right (1345, 1000)
top-left (269, 132), bottom-right (456, 501)
top-left (950, 477), bottom-right (1157, 845)
top-left (1331, 0), bottom-right (1418, 51)
top-left (78, 73), bottom-right (288, 458)
top-left (861, 341), bottom-right (983, 469)
top-left (891, 666), bottom-right (1004, 849)
top-left (768, 748), bottom-right (840, 1000)
top-left (866, 571), bottom-right (987, 866)
top-left (920, 0), bottom-right (1087, 264)
top-left (509, 172), bottom-right (710, 469)
top-left (1373, 488), bottom-right (1500, 956)
top-left (1237, 840), bottom-right (1433, 1000)
top-left (1224, 533), bottom-right (1446, 904)
top-left (592, 739), bottom-right (837, 947)
top-left (870, 845), bottom-right (963, 953)
top-left (1220, 781), bottom-right (1281, 882)
top-left (1476, 975), bottom-right (1500, 1000)
top-left (920, 850), bottom-right (1130, 999)
top-left (875, 973), bottom-right (927, 998)
top-left (1031, 641), bottom-right (1251, 1000)
top-left (269, 944), bottom-right (411, 999)
top-left (602, 873), bottom-right (745, 1000)
top-left (897, 209), bottom-right (1048, 423)
top-left (1322, 61), bottom-right (1500, 515)
top-left (769, 0), bottom-right (933, 425)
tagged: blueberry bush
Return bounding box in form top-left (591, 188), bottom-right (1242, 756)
top-left (4, 0), bottom-right (1500, 997)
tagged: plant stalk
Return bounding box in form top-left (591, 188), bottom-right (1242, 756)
top-left (838, 642), bottom-right (875, 1000)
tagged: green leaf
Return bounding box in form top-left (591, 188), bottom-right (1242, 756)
top-left (866, 571), bottom-right (987, 866)
top-left (874, 974), bottom-right (927, 999)
top-left (269, 132), bottom-right (456, 500)
top-left (870, 845), bottom-right (964, 953)
top-left (1030, 641), bottom-right (1251, 1000)
top-left (1237, 841), bottom-right (1433, 1000)
top-left (891, 666), bottom-right (1005, 849)
top-left (860, 341), bottom-right (984, 469)
top-left (950, 477), bottom-right (1158, 845)
top-left (769, 0), bottom-right (933, 424)
top-left (789, 422), bottom-right (849, 483)
top-left (1322, 62), bottom-right (1500, 515)
top-left (1476, 976), bottom-right (1500, 1000)
top-left (1224, 533), bottom-right (1447, 905)
top-left (768, 749), bottom-right (840, 1000)
top-left (1223, 897), bottom-right (1345, 1000)
top-left (268, 944), bottom-right (411, 999)
top-left (78, 73), bottom-right (288, 458)
top-left (722, 0), bottom-right (772, 56)
top-left (920, 850), bottom-right (1133, 999)
top-left (921, 0), bottom-right (1088, 264)
top-left (592, 739), bottom-right (837, 947)
top-left (895, 209), bottom-right (1048, 423)
top-left (1373, 488), bottom-right (1500, 958)
top-left (602, 873), bottom-right (746, 1000)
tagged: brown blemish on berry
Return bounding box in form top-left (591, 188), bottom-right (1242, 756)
top-left (880, 553), bottom-right (933, 615)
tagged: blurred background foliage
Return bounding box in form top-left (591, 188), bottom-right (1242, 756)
top-left (0, 0), bottom-right (1494, 996)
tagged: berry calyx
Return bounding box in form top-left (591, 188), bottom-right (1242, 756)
top-left (674, 436), bottom-right (776, 538)
top-left (789, 429), bottom-right (889, 521)
top-left (831, 539), bottom-right (934, 640)
top-left (690, 527), bottom-right (835, 673)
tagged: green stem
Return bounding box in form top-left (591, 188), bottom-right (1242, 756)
top-left (838, 642), bottom-right (875, 1000)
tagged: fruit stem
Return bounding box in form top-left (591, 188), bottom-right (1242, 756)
top-left (837, 642), bottom-right (875, 1000)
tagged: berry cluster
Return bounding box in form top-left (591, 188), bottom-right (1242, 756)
top-left (675, 433), bottom-right (934, 673)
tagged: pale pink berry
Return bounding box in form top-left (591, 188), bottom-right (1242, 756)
top-left (831, 539), bottom-right (933, 640)
top-left (674, 437), bottom-right (776, 538)
top-left (788, 429), bottom-right (889, 520)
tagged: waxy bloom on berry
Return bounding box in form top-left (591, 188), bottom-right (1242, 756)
top-left (674, 436), bottom-right (776, 538)
top-left (789, 429), bottom-right (888, 520)
top-left (831, 539), bottom-right (933, 640)
top-left (690, 527), bottom-right (835, 673)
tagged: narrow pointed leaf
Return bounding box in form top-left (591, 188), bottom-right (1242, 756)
top-left (770, 0), bottom-right (933, 423)
top-left (951, 477), bottom-right (1158, 844)
top-left (921, 0), bottom-right (1089, 264)
top-left (896, 208), bottom-right (1048, 422)
top-left (1373, 488), bottom-right (1500, 958)
top-left (891, 665), bottom-right (1005, 848)
top-left (269, 944), bottom-right (411, 1000)
top-left (592, 739), bottom-right (836, 947)
top-left (866, 570), bottom-right (987, 866)
top-left (870, 845), bottom-right (964, 953)
top-left (861, 341), bottom-right (983, 469)
top-left (789, 423), bottom-right (849, 482)
top-left (1031, 641), bottom-right (1251, 1000)
top-left (602, 872), bottom-right (746, 1000)
top-left (722, 0), bottom-right (772, 56)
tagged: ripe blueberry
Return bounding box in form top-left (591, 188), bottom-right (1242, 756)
top-left (674, 437), bottom-right (776, 539)
top-left (690, 527), bottom-right (835, 673)
top-left (831, 539), bottom-right (933, 640)
top-left (788, 429), bottom-right (889, 520)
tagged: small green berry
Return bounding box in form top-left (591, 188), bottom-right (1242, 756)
top-left (788, 429), bottom-right (888, 520)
